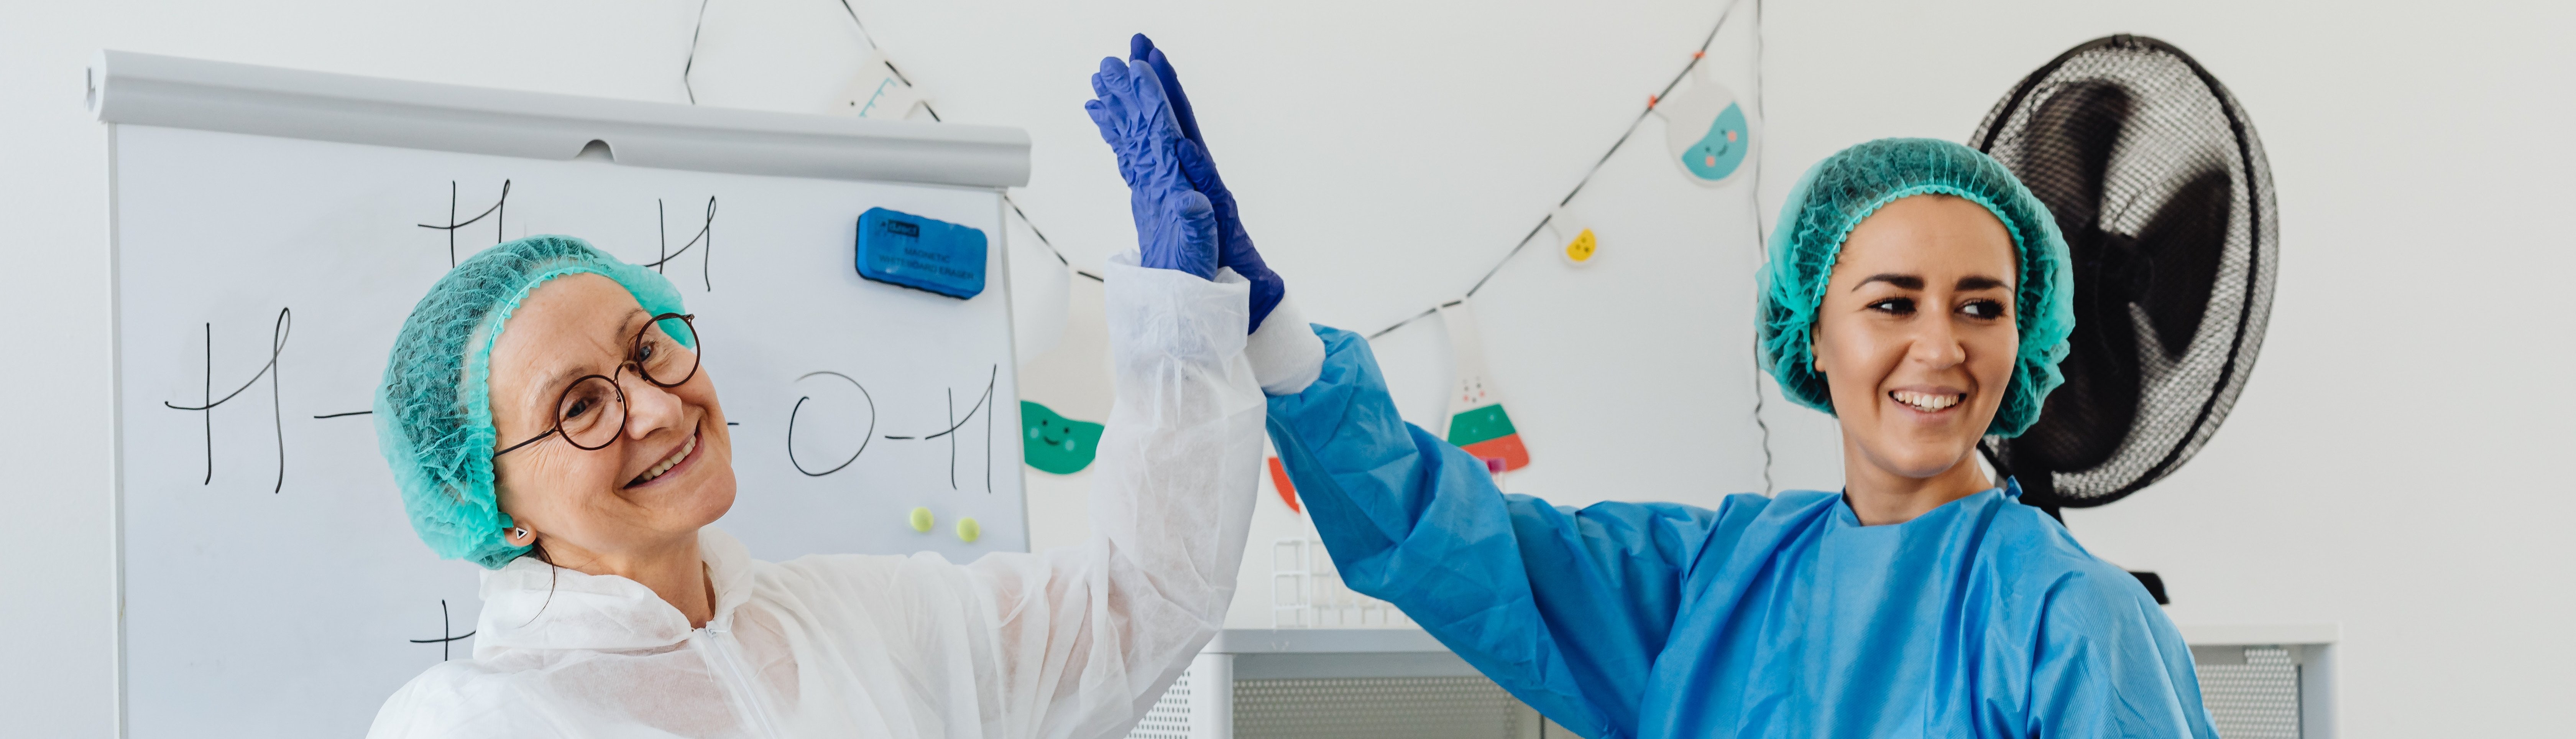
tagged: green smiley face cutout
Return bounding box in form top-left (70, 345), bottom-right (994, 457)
top-left (1021, 400), bottom-right (1105, 475)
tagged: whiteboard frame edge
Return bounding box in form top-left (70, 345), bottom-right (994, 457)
top-left (107, 121), bottom-right (132, 739)
top-left (87, 50), bottom-right (1031, 190)
top-left (998, 194), bottom-right (1034, 553)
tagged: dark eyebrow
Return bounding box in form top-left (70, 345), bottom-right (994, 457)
top-left (1955, 275), bottom-right (2010, 291)
top-left (1853, 273), bottom-right (1922, 291)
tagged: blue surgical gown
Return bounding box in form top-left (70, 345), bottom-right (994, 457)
top-left (1265, 327), bottom-right (2216, 739)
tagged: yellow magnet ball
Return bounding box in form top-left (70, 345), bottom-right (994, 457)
top-left (1562, 229), bottom-right (1598, 265)
top-left (955, 517), bottom-right (981, 543)
top-left (908, 507), bottom-right (935, 533)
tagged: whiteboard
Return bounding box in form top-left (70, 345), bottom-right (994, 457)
top-left (105, 58), bottom-right (1032, 736)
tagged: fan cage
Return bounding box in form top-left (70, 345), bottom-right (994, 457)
top-left (1971, 35), bottom-right (2278, 508)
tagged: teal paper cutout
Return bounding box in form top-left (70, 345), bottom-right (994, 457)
top-left (1681, 102), bottom-right (1751, 182)
top-left (1021, 400), bottom-right (1104, 474)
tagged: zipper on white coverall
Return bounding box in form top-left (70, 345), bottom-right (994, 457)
top-left (693, 615), bottom-right (789, 739)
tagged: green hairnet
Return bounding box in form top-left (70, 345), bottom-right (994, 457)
top-left (373, 235), bottom-right (691, 568)
top-left (1756, 138), bottom-right (2075, 438)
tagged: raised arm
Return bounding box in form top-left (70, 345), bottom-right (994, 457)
top-left (925, 44), bottom-right (1305, 739)
top-left (1266, 326), bottom-right (1749, 739)
top-left (955, 251), bottom-right (1268, 739)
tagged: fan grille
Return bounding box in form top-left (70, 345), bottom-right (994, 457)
top-left (1972, 35), bottom-right (2278, 507)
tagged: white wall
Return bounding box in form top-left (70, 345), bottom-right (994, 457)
top-left (4, 1), bottom-right (2567, 736)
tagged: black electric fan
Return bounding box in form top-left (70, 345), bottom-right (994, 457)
top-left (1969, 35), bottom-right (2277, 587)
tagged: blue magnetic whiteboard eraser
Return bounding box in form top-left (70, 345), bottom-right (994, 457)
top-left (855, 207), bottom-right (987, 299)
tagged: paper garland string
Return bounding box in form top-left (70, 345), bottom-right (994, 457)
top-left (686, 2), bottom-right (1770, 484)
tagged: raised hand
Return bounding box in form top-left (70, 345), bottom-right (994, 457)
top-left (1085, 56), bottom-right (1218, 280)
top-left (1128, 34), bottom-right (1286, 332)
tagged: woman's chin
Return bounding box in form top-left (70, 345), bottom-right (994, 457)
top-left (673, 466), bottom-right (739, 527)
top-left (625, 451), bottom-right (738, 527)
top-left (1861, 440), bottom-right (1981, 482)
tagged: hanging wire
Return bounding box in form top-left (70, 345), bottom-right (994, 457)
top-left (682, 1), bottom-right (1104, 282)
top-left (697, 2), bottom-right (1753, 304)
top-left (693, 0), bottom-right (1773, 484)
top-left (1366, 0), bottom-right (1750, 339)
top-left (824, 2), bottom-right (1107, 282)
top-left (682, 0), bottom-right (712, 104)
top-left (1749, 0), bottom-right (1773, 493)
top-left (832, 3), bottom-right (1104, 282)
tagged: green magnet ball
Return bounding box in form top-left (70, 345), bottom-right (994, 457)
top-left (908, 507), bottom-right (934, 533)
top-left (955, 517), bottom-right (981, 543)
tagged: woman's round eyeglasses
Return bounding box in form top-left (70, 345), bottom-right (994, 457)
top-left (494, 313), bottom-right (700, 457)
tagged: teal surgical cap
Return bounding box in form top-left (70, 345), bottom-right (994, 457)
top-left (374, 235), bottom-right (690, 568)
top-left (1756, 138), bottom-right (2075, 438)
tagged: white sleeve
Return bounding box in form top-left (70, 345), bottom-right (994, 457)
top-left (955, 250), bottom-right (1265, 739)
top-left (1244, 289), bottom-right (1324, 396)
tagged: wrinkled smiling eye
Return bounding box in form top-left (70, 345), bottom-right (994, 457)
top-left (1868, 297), bottom-right (1916, 315)
top-left (1960, 300), bottom-right (2007, 319)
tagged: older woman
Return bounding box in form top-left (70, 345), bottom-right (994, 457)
top-left (361, 44), bottom-right (1317, 738)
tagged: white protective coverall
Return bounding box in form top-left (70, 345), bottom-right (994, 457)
top-left (367, 255), bottom-right (1324, 739)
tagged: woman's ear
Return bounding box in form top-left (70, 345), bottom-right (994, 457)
top-left (1809, 325), bottom-right (1829, 375)
top-left (504, 524), bottom-right (538, 546)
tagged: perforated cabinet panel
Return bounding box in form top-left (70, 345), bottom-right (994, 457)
top-left (1127, 670), bottom-right (1195, 739)
top-left (1234, 677), bottom-right (1525, 739)
top-left (2195, 646), bottom-right (2303, 739)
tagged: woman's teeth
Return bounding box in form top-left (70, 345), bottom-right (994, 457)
top-left (1891, 390), bottom-right (1963, 412)
top-left (632, 432), bottom-right (697, 486)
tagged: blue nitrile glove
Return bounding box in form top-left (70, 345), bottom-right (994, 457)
top-left (1129, 34), bottom-right (1286, 332)
top-left (1085, 56), bottom-right (1219, 280)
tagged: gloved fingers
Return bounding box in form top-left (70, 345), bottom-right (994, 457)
top-left (1083, 98), bottom-right (1112, 130)
top-left (1130, 35), bottom-right (1206, 145)
top-left (1089, 58), bottom-right (1136, 131)
top-left (1172, 190), bottom-right (1221, 279)
top-left (1137, 189), bottom-right (1219, 280)
top-left (1175, 190), bottom-right (1216, 234)
top-left (1092, 56), bottom-right (1127, 98)
top-left (1091, 57), bottom-right (1186, 144)
top-left (1084, 100), bottom-right (1138, 185)
top-left (1173, 138), bottom-right (1227, 202)
top-left (1119, 59), bottom-right (1183, 138)
top-left (1129, 33), bottom-right (1155, 64)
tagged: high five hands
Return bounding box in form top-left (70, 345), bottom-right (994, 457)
top-left (1085, 34), bottom-right (1287, 332)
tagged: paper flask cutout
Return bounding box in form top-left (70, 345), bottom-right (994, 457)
top-left (1655, 66), bottom-right (1753, 187)
top-left (1020, 400), bottom-right (1104, 474)
top-left (1267, 456), bottom-right (1302, 513)
top-left (1550, 206), bottom-right (1598, 266)
top-left (1439, 302), bottom-right (1531, 471)
top-left (1017, 274), bottom-right (1113, 475)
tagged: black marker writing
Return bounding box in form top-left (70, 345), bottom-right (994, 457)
top-left (646, 196), bottom-right (718, 290)
top-left (785, 371), bottom-right (876, 476)
top-left (408, 599), bottom-right (475, 661)
top-left (417, 180), bottom-right (512, 268)
top-left (896, 365), bottom-right (997, 493)
top-left (163, 308), bottom-right (291, 493)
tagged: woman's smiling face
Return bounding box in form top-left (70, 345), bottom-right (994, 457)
top-left (1811, 195), bottom-right (2020, 482)
top-left (484, 273), bottom-right (736, 563)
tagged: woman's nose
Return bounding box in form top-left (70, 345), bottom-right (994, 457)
top-left (622, 375), bottom-right (688, 439)
top-left (1909, 317), bottom-right (1968, 369)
